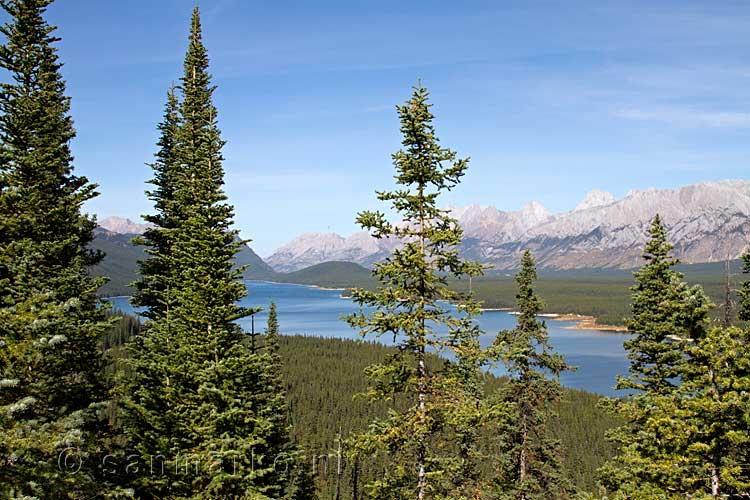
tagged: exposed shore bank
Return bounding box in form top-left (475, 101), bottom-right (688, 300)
top-left (549, 313), bottom-right (627, 332)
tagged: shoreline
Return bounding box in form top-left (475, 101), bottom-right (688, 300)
top-left (246, 279), bottom-right (346, 292)
top-left (502, 310), bottom-right (627, 333)
top-left (248, 280), bottom-right (630, 332)
top-left (549, 313), bottom-right (627, 333)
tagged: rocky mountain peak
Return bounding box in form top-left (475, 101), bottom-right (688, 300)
top-left (99, 216), bottom-right (150, 235)
top-left (573, 189), bottom-right (615, 212)
top-left (520, 201), bottom-right (551, 222)
top-left (267, 180), bottom-right (750, 272)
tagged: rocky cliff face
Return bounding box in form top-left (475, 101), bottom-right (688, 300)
top-left (267, 180), bottom-right (750, 271)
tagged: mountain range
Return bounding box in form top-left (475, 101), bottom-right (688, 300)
top-left (91, 218), bottom-right (372, 295)
top-left (93, 217), bottom-right (277, 295)
top-left (266, 180), bottom-right (750, 272)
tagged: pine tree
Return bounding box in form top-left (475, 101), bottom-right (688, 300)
top-left (738, 252), bottom-right (750, 322)
top-left (490, 250), bottom-right (573, 500)
top-left (619, 215), bottom-right (706, 395)
top-left (260, 302), bottom-right (298, 496)
top-left (345, 84), bottom-right (485, 500)
top-left (124, 8), bottom-right (289, 498)
top-left (671, 325), bottom-right (750, 498)
top-left (0, 0), bottom-right (113, 496)
top-left (599, 215), bottom-right (712, 497)
top-left (265, 302), bottom-right (281, 357)
top-left (132, 85), bottom-right (181, 320)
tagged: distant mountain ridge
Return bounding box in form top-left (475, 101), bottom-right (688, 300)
top-left (90, 226), bottom-right (370, 296)
top-left (266, 180), bottom-right (750, 271)
top-left (91, 226), bottom-right (276, 296)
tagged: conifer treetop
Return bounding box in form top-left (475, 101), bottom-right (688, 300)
top-left (620, 214), bottom-right (711, 394)
top-left (346, 84), bottom-right (486, 499)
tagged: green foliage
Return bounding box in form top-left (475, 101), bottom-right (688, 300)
top-left (671, 326), bottom-right (750, 496)
top-left (91, 228), bottom-right (274, 297)
top-left (0, 0), bottom-right (116, 496)
top-left (620, 215), bottom-right (712, 395)
top-left (490, 250), bottom-right (573, 499)
top-left (279, 261), bottom-right (374, 289)
top-left (596, 326), bottom-right (750, 500)
top-left (91, 229), bottom-right (147, 296)
top-left (103, 314), bottom-right (620, 498)
top-left (279, 335), bottom-right (619, 499)
top-left (122, 8), bottom-right (290, 498)
top-left (131, 85), bottom-right (181, 320)
top-left (738, 252), bottom-right (750, 322)
top-left (599, 215), bottom-right (713, 497)
top-left (345, 84), bottom-right (486, 499)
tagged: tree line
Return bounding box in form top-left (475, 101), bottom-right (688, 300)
top-left (1, 1), bottom-right (749, 499)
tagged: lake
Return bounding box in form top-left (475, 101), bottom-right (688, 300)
top-left (109, 280), bottom-right (631, 396)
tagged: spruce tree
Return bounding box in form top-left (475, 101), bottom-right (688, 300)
top-left (125, 8), bottom-right (288, 498)
top-left (264, 302), bottom-right (281, 357)
top-left (619, 215), bottom-right (702, 395)
top-left (490, 250), bottom-right (572, 500)
top-left (0, 0), bottom-right (112, 496)
top-left (345, 84), bottom-right (485, 500)
top-left (260, 302), bottom-right (297, 496)
top-left (672, 325), bottom-right (750, 498)
top-left (738, 252), bottom-right (750, 322)
top-left (132, 85), bottom-right (181, 320)
top-left (599, 215), bottom-right (712, 496)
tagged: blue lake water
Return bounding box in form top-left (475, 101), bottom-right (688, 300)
top-left (109, 280), bottom-right (631, 396)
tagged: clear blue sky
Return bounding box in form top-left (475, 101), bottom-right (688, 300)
top-left (13, 1), bottom-right (750, 255)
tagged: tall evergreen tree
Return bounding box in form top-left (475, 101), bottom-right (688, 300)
top-left (260, 302), bottom-right (298, 495)
top-left (490, 250), bottom-right (572, 500)
top-left (264, 302), bottom-right (281, 357)
top-left (0, 0), bottom-right (113, 497)
top-left (124, 8), bottom-right (288, 498)
top-left (615, 215), bottom-right (711, 396)
top-left (132, 85), bottom-right (181, 320)
top-left (738, 251), bottom-right (750, 322)
top-left (599, 215), bottom-right (712, 497)
top-left (345, 84), bottom-right (485, 500)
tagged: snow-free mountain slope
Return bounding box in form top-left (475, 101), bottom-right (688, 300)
top-left (267, 180), bottom-right (750, 271)
top-left (266, 232), bottom-right (396, 272)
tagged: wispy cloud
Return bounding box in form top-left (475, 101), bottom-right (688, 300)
top-left (613, 107), bottom-right (750, 128)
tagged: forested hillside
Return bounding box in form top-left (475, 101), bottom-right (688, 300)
top-left (455, 260), bottom-right (740, 325)
top-left (278, 335), bottom-right (619, 497)
top-left (103, 315), bottom-right (620, 497)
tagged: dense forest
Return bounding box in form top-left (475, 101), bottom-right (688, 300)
top-left (1, 1), bottom-right (750, 499)
top-left (103, 316), bottom-right (620, 498)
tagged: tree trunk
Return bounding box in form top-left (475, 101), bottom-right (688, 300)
top-left (709, 366), bottom-right (721, 499)
top-left (417, 185), bottom-right (427, 500)
top-left (519, 420), bottom-right (528, 500)
top-left (417, 345), bottom-right (427, 500)
top-left (710, 462), bottom-right (720, 499)
top-left (351, 455), bottom-right (359, 500)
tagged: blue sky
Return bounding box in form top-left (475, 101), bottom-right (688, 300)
top-left (13, 0), bottom-right (750, 255)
